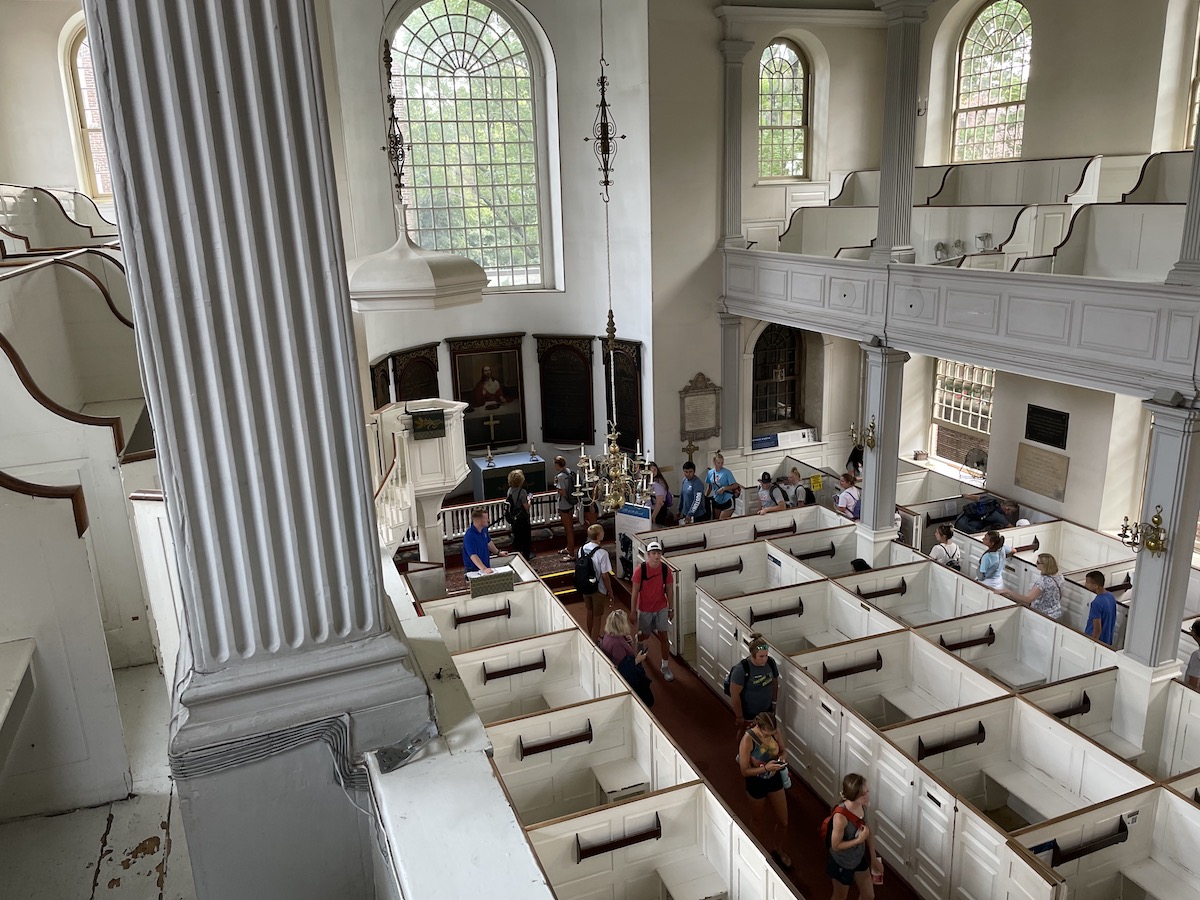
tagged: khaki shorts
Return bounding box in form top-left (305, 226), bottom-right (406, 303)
top-left (587, 592), bottom-right (609, 618)
top-left (637, 609), bottom-right (670, 635)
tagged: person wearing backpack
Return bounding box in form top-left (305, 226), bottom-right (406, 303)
top-left (575, 523), bottom-right (613, 640)
top-left (783, 467), bottom-right (816, 508)
top-left (728, 634), bottom-right (779, 731)
top-left (825, 773), bottom-right (883, 899)
top-left (836, 472), bottom-right (861, 520)
top-left (631, 541), bottom-right (675, 682)
top-left (756, 472), bottom-right (787, 515)
top-left (505, 469), bottom-right (534, 561)
top-left (928, 523), bottom-right (961, 571)
top-left (648, 461), bottom-right (674, 527)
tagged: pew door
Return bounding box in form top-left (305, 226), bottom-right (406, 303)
top-left (911, 772), bottom-right (954, 900)
top-left (695, 591), bottom-right (723, 693)
top-left (807, 690), bottom-right (844, 804)
top-left (871, 741), bottom-right (916, 885)
top-left (780, 663), bottom-right (816, 783)
top-left (840, 714), bottom-right (875, 792)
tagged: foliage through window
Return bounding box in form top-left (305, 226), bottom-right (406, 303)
top-left (952, 1), bottom-right (1032, 162)
top-left (1188, 33), bottom-right (1200, 150)
top-left (752, 324), bottom-right (804, 434)
top-left (758, 40), bottom-right (809, 179)
top-left (71, 34), bottom-right (113, 197)
top-left (931, 359), bottom-right (994, 464)
top-left (393, 0), bottom-right (545, 288)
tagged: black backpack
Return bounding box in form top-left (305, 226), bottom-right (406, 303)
top-left (573, 545), bottom-right (601, 594)
top-left (723, 656), bottom-right (779, 695)
top-left (504, 489), bottom-right (526, 524)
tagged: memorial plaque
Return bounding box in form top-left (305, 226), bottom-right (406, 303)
top-left (1024, 404), bottom-right (1069, 450)
top-left (535, 335), bottom-right (594, 444)
top-left (1014, 441), bottom-right (1070, 502)
top-left (678, 372), bottom-right (722, 442)
top-left (604, 340), bottom-right (642, 452)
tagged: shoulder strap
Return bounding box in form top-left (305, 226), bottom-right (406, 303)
top-left (834, 805), bottom-right (865, 829)
top-left (768, 657), bottom-right (778, 677)
top-left (741, 657), bottom-right (751, 679)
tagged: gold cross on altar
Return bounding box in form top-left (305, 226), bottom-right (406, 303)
top-left (483, 413), bottom-right (501, 441)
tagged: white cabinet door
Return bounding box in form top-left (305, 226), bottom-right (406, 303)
top-left (781, 664), bottom-right (814, 777)
top-left (808, 689), bottom-right (843, 804)
top-left (840, 713), bottom-right (875, 792)
top-left (871, 740), bottom-right (916, 880)
top-left (696, 591), bottom-right (722, 692)
top-left (911, 772), bottom-right (955, 900)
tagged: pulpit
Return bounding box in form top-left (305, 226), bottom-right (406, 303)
top-left (470, 452), bottom-right (546, 501)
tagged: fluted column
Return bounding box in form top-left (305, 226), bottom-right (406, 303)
top-left (719, 312), bottom-right (743, 450)
top-left (1124, 401), bottom-right (1200, 666)
top-left (720, 39), bottom-right (755, 250)
top-left (83, 0), bottom-right (388, 675)
top-left (1166, 141), bottom-right (1200, 284)
top-left (870, 0), bottom-right (929, 264)
top-left (857, 343), bottom-right (908, 564)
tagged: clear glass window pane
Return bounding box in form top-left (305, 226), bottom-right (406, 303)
top-left (952, 1), bottom-right (1032, 162)
top-left (757, 40), bottom-right (809, 179)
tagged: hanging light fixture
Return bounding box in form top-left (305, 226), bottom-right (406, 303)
top-left (575, 0), bottom-right (649, 513)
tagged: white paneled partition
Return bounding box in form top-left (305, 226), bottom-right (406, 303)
top-left (419, 581), bottom-right (574, 653)
top-left (1156, 679), bottom-right (1200, 779)
top-left (834, 560), bottom-right (1013, 628)
top-left (1023, 668), bottom-right (1146, 765)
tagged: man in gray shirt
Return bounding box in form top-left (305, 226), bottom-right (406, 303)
top-left (554, 455), bottom-right (576, 559)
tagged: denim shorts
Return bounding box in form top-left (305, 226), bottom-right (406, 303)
top-left (637, 609), bottom-right (670, 634)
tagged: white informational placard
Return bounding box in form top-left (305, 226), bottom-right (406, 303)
top-left (767, 552), bottom-right (783, 587)
top-left (615, 503), bottom-right (653, 579)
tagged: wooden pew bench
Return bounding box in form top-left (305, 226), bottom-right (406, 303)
top-left (0, 638), bottom-right (36, 763)
top-left (881, 687), bottom-right (941, 722)
top-left (1121, 859), bottom-right (1200, 900)
top-left (982, 762), bottom-right (1079, 823)
top-left (1092, 730), bottom-right (1143, 763)
top-left (895, 606), bottom-right (945, 627)
top-left (805, 628), bottom-right (853, 648)
top-left (985, 658), bottom-right (1045, 691)
top-left (541, 684), bottom-right (592, 710)
top-left (656, 856), bottom-right (728, 900)
top-left (590, 757), bottom-right (650, 804)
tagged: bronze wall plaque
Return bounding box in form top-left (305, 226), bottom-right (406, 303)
top-left (1024, 404), bottom-right (1069, 450)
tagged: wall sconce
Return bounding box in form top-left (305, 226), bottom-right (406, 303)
top-left (917, 95), bottom-right (928, 117)
top-left (975, 232), bottom-right (993, 251)
top-left (1119, 505), bottom-right (1167, 556)
top-left (850, 416), bottom-right (877, 450)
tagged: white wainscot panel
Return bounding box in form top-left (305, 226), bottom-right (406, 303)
top-left (1079, 304), bottom-right (1158, 358)
top-left (758, 266), bottom-right (789, 300)
top-left (829, 277), bottom-right (869, 313)
top-left (789, 271), bottom-right (825, 306)
top-left (893, 285), bottom-right (938, 324)
top-left (944, 289), bottom-right (1001, 333)
top-left (1006, 295), bottom-right (1071, 343)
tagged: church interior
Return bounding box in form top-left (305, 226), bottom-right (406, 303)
top-left (4, 0), bottom-right (1200, 897)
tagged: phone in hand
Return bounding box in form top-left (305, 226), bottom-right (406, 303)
top-left (636, 643), bottom-right (648, 654)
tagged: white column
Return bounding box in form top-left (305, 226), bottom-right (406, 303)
top-left (719, 39), bottom-right (755, 251)
top-left (857, 342), bottom-right (909, 564)
top-left (719, 313), bottom-right (743, 450)
top-left (1123, 401), bottom-right (1200, 666)
top-left (870, 0), bottom-right (929, 265)
top-left (1166, 143), bottom-right (1200, 285)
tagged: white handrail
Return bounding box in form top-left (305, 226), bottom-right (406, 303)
top-left (388, 489), bottom-right (563, 552)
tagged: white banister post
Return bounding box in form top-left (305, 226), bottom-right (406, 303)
top-left (1167, 141), bottom-right (1200, 284)
top-left (720, 312), bottom-right (743, 450)
top-left (870, 0), bottom-right (929, 264)
top-left (718, 36), bottom-right (755, 250)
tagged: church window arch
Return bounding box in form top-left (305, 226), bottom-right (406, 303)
top-left (758, 40), bottom-right (810, 179)
top-left (752, 324), bottom-right (805, 435)
top-left (390, 0), bottom-right (554, 288)
top-left (65, 26), bottom-right (113, 198)
top-left (951, 0), bottom-right (1032, 162)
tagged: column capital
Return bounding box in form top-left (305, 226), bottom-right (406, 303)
top-left (873, 0), bottom-right (931, 22)
top-left (720, 39), bottom-right (756, 63)
top-left (859, 340), bottom-right (911, 366)
top-left (718, 311), bottom-right (743, 327)
top-left (1142, 396), bottom-right (1200, 430)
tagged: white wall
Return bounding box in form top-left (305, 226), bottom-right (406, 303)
top-left (986, 372), bottom-right (1141, 530)
top-left (0, 1), bottom-right (82, 188)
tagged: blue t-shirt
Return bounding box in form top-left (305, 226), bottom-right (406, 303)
top-left (1088, 591), bottom-right (1117, 645)
top-left (680, 475), bottom-right (705, 519)
top-left (462, 524), bottom-right (490, 572)
top-left (706, 467), bottom-right (736, 505)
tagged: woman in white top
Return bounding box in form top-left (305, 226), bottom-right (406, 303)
top-left (928, 524), bottom-right (961, 571)
top-left (836, 472), bottom-right (861, 520)
top-left (997, 552), bottom-right (1064, 620)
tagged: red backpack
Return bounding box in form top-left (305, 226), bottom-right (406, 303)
top-left (820, 805), bottom-right (865, 847)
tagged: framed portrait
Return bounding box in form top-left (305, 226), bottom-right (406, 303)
top-left (448, 333), bottom-right (528, 450)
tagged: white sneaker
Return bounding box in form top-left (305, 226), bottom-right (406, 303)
top-left (661, 663), bottom-right (675, 682)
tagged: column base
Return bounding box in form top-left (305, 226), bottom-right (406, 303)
top-left (1166, 259), bottom-right (1200, 286)
top-left (719, 235), bottom-right (750, 251)
top-left (869, 245), bottom-right (916, 265)
top-left (1114, 652), bottom-right (1182, 777)
top-left (856, 524), bottom-right (900, 567)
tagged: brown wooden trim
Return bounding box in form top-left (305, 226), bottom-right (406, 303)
top-left (482, 650), bottom-right (547, 684)
top-left (1050, 691), bottom-right (1091, 720)
top-left (1050, 814), bottom-right (1127, 866)
top-left (1062, 156), bottom-right (1103, 202)
top-left (754, 521), bottom-right (797, 541)
top-left (0, 469), bottom-right (88, 536)
top-left (0, 253), bottom-right (134, 329)
top-left (1121, 152), bottom-right (1174, 202)
top-left (661, 535), bottom-right (707, 553)
top-left (822, 650), bottom-right (883, 684)
top-left (0, 225), bottom-right (30, 253)
top-left (121, 448), bottom-right (157, 465)
top-left (0, 183), bottom-right (104, 241)
top-left (1012, 536), bottom-right (1040, 554)
top-left (576, 812), bottom-right (661, 862)
top-left (750, 599), bottom-right (804, 626)
top-left (0, 331), bottom-right (125, 453)
top-left (916, 721), bottom-right (985, 761)
top-left (791, 542), bottom-right (836, 562)
top-left (695, 558), bottom-right (743, 580)
top-left (938, 625), bottom-right (996, 652)
top-left (453, 600), bottom-right (512, 628)
top-left (1052, 201), bottom-right (1186, 257)
top-left (518, 719), bottom-right (593, 761)
top-left (856, 577), bottom-right (907, 601)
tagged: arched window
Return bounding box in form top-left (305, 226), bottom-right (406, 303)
top-left (1187, 31), bottom-right (1200, 149)
top-left (758, 40), bottom-right (810, 179)
top-left (392, 0), bottom-right (550, 288)
top-left (752, 324), bottom-right (804, 435)
top-left (952, 1), bottom-right (1032, 162)
top-left (68, 30), bottom-right (113, 197)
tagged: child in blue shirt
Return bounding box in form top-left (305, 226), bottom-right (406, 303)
top-left (1085, 570), bottom-right (1117, 646)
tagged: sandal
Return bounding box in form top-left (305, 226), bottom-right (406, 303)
top-left (771, 851), bottom-right (793, 870)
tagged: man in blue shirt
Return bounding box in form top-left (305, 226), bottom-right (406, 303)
top-left (679, 460), bottom-right (707, 523)
top-left (1085, 570), bottom-right (1117, 646)
top-left (463, 507), bottom-right (507, 573)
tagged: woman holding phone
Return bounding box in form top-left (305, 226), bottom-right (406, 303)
top-left (738, 711), bottom-right (791, 869)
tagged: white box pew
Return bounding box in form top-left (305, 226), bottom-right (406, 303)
top-left (1014, 203), bottom-right (1185, 281)
top-left (833, 560), bottom-right (1011, 628)
top-left (525, 781), bottom-right (791, 900)
top-left (781, 455), bottom-right (843, 508)
top-left (485, 694), bottom-right (696, 826)
top-left (778, 205), bottom-right (878, 256)
top-left (885, 696), bottom-right (1153, 830)
top-left (917, 606), bottom-right (1118, 692)
top-left (0, 183), bottom-right (116, 249)
top-left (0, 638), bottom-right (36, 771)
top-left (927, 155), bottom-right (1101, 207)
top-left (1156, 679), bottom-right (1200, 779)
top-left (894, 468), bottom-right (978, 507)
top-left (452, 629), bottom-right (627, 725)
top-left (1168, 769), bottom-right (1200, 805)
top-left (669, 539), bottom-right (824, 662)
top-left (948, 799), bottom-right (1067, 900)
top-left (629, 503), bottom-right (841, 562)
top-left (909, 204), bottom-right (1030, 265)
top-left (1123, 150), bottom-right (1192, 203)
top-left (790, 630), bottom-right (1007, 728)
top-left (1017, 787), bottom-right (1200, 900)
top-left (899, 493), bottom-right (992, 554)
top-left (46, 189), bottom-right (119, 236)
top-left (768, 524), bottom-right (861, 576)
top-left (420, 581), bottom-right (574, 653)
top-left (1022, 667), bottom-right (1145, 764)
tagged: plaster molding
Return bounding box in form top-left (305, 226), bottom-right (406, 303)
top-left (714, 5), bottom-right (888, 29)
